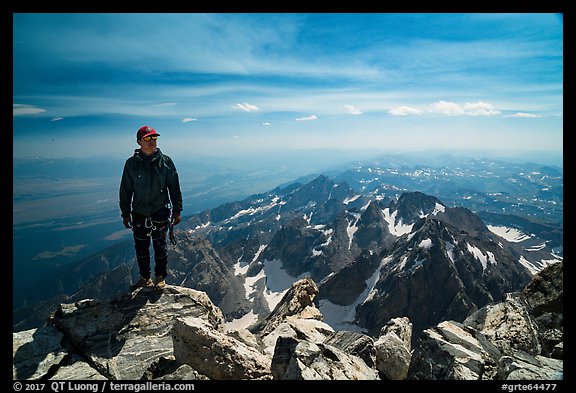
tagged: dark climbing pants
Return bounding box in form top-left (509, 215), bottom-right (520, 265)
top-left (131, 208), bottom-right (170, 279)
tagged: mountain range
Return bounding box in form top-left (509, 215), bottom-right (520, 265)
top-left (13, 165), bottom-right (562, 342)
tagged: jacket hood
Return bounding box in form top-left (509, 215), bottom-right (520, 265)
top-left (133, 148), bottom-right (163, 161)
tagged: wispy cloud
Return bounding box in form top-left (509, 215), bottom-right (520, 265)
top-left (388, 106), bottom-right (424, 116)
top-left (506, 112), bottom-right (543, 118)
top-left (51, 117), bottom-right (64, 122)
top-left (462, 101), bottom-right (501, 116)
top-left (13, 104), bottom-right (46, 116)
top-left (342, 105), bottom-right (362, 115)
top-left (429, 100), bottom-right (500, 116)
top-left (429, 100), bottom-right (466, 116)
top-left (182, 117), bottom-right (197, 123)
top-left (232, 103), bottom-right (259, 112)
top-left (386, 100), bottom-right (503, 117)
top-left (295, 115), bottom-right (317, 121)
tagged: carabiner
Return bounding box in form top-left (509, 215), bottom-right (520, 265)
top-left (144, 217), bottom-right (156, 230)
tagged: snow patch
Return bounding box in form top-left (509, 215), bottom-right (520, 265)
top-left (320, 255), bottom-right (392, 332)
top-left (252, 244), bottom-right (267, 263)
top-left (525, 243), bottom-right (546, 252)
top-left (223, 310), bottom-right (259, 331)
top-left (432, 202), bottom-right (446, 215)
top-left (346, 212), bottom-right (361, 250)
top-left (466, 243), bottom-right (497, 271)
top-left (487, 225), bottom-right (531, 242)
top-left (445, 241), bottom-right (455, 263)
top-left (224, 198), bottom-right (280, 223)
top-left (382, 208), bottom-right (413, 236)
top-left (418, 238), bottom-right (432, 249)
top-left (343, 194), bottom-right (361, 205)
top-left (518, 255), bottom-right (563, 275)
top-left (318, 299), bottom-right (366, 333)
top-left (397, 255), bottom-right (409, 271)
top-left (261, 259), bottom-right (309, 312)
top-left (518, 256), bottom-right (541, 275)
top-left (418, 203), bottom-right (445, 219)
top-left (234, 258), bottom-right (249, 277)
top-left (193, 221), bottom-right (211, 231)
top-left (243, 267), bottom-right (266, 302)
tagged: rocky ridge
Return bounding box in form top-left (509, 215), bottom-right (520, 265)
top-left (13, 262), bottom-right (562, 381)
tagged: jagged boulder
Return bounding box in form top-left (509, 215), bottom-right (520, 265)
top-left (260, 317), bottom-right (335, 358)
top-left (408, 320), bottom-right (501, 380)
top-left (13, 285), bottom-right (224, 380)
top-left (497, 351), bottom-right (563, 380)
top-left (408, 262), bottom-right (563, 380)
top-left (271, 337), bottom-right (379, 380)
top-left (374, 317), bottom-right (413, 380)
top-left (172, 316), bottom-right (272, 379)
top-left (257, 276), bottom-right (379, 380)
top-left (251, 275), bottom-right (323, 337)
top-left (522, 261), bottom-right (563, 358)
top-left (51, 286), bottom-right (224, 380)
top-left (464, 292), bottom-right (542, 356)
top-left (323, 330), bottom-right (376, 368)
top-left (252, 275), bottom-right (337, 359)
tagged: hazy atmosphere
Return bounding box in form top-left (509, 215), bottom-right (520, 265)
top-left (13, 13), bottom-right (563, 163)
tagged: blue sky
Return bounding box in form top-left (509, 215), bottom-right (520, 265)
top-left (13, 13), bottom-right (563, 161)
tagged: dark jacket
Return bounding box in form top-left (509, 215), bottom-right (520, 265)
top-left (119, 148), bottom-right (183, 218)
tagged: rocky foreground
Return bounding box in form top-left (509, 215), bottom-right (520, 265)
top-left (13, 262), bottom-right (562, 380)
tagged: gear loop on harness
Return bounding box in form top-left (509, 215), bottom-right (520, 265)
top-left (134, 211), bottom-right (174, 244)
top-left (144, 217), bottom-right (156, 231)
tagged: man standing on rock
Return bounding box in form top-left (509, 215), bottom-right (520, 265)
top-left (119, 125), bottom-right (183, 289)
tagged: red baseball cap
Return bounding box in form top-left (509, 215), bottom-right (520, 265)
top-left (136, 126), bottom-right (160, 140)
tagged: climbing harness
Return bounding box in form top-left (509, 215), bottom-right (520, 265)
top-left (138, 217), bottom-right (172, 240)
top-left (134, 212), bottom-right (176, 245)
top-left (144, 217), bottom-right (156, 232)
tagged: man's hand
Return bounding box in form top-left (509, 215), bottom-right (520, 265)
top-left (171, 213), bottom-right (181, 226)
top-left (123, 216), bottom-right (132, 229)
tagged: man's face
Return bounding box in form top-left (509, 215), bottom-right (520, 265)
top-left (137, 135), bottom-right (158, 156)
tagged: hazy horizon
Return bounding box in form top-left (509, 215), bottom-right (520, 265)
top-left (13, 146), bottom-right (564, 169)
top-left (13, 13), bottom-right (563, 161)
